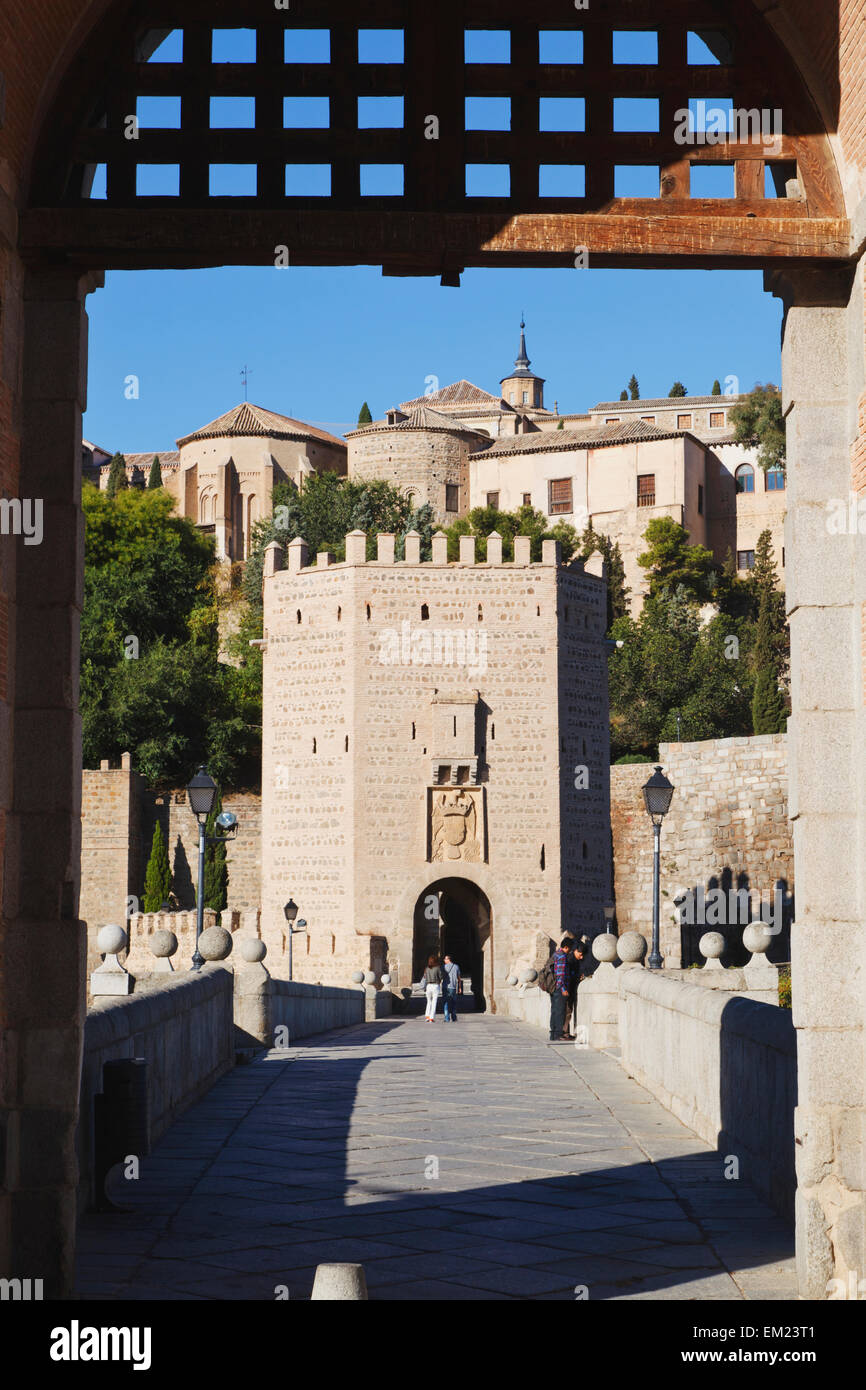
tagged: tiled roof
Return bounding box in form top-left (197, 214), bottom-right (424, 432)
top-left (591, 394), bottom-right (742, 411)
top-left (397, 379), bottom-right (504, 411)
top-left (473, 418), bottom-right (698, 458)
top-left (176, 402), bottom-right (347, 449)
top-left (346, 404), bottom-right (489, 438)
top-left (99, 451), bottom-right (180, 471)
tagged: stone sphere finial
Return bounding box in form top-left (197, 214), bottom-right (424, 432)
top-left (381, 973), bottom-right (391, 985)
top-left (363, 970), bottom-right (375, 985)
top-left (505, 974), bottom-right (518, 986)
top-left (519, 969), bottom-right (538, 984)
top-left (198, 925), bottom-right (233, 961)
top-left (743, 923), bottom-right (772, 956)
top-left (617, 931), bottom-right (647, 964)
top-left (699, 931), bottom-right (726, 961)
top-left (240, 938), bottom-right (267, 963)
top-left (98, 923), bottom-right (128, 956)
top-left (150, 929), bottom-right (178, 959)
top-left (351, 970), bottom-right (365, 984)
top-left (592, 932), bottom-right (618, 963)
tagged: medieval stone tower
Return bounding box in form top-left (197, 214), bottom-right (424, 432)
top-left (260, 529), bottom-right (611, 1008)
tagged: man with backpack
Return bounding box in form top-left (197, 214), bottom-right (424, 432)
top-left (540, 937), bottom-right (573, 1042)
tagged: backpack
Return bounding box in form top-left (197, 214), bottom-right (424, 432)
top-left (537, 954), bottom-right (559, 994)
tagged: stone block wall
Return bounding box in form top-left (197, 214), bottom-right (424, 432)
top-left (141, 789), bottom-right (261, 913)
top-left (81, 758), bottom-right (143, 974)
top-left (610, 734), bottom-right (792, 967)
top-left (348, 425), bottom-right (472, 522)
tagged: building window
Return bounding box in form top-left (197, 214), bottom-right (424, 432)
top-left (548, 477), bottom-right (573, 514)
top-left (677, 413), bottom-right (692, 429)
top-left (697, 484), bottom-right (704, 515)
top-left (637, 474), bottom-right (655, 507)
top-left (766, 467), bottom-right (785, 491)
top-left (522, 391), bottom-right (528, 403)
top-left (640, 415), bottom-right (656, 424)
top-left (420, 603), bottom-right (429, 621)
top-left (737, 549), bottom-right (755, 570)
top-left (510, 391), bottom-right (515, 403)
top-left (522, 492), bottom-right (532, 506)
top-left (486, 490), bottom-right (500, 509)
top-left (605, 417), bottom-right (619, 424)
top-left (782, 547), bottom-right (785, 567)
top-left (445, 483), bottom-right (459, 511)
top-left (709, 410), bottom-right (725, 428)
top-left (735, 463), bottom-right (755, 493)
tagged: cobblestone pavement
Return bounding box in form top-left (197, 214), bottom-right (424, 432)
top-left (76, 1014), bottom-right (797, 1301)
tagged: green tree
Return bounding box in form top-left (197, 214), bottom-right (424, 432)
top-left (557, 417), bottom-right (564, 429)
top-left (751, 588), bottom-right (788, 734)
top-left (711, 379), bottom-right (722, 395)
top-left (749, 528), bottom-right (789, 681)
top-left (106, 453), bottom-right (128, 497)
top-left (637, 516), bottom-right (717, 604)
top-left (619, 389), bottom-right (628, 402)
top-left (628, 374), bottom-right (640, 401)
top-left (579, 522), bottom-right (630, 629)
top-left (358, 401), bottom-right (373, 425)
top-left (147, 455), bottom-right (163, 489)
top-left (668, 381), bottom-right (687, 397)
top-left (729, 383), bottom-right (785, 473)
top-left (142, 819), bottom-right (172, 911)
top-left (201, 790), bottom-right (228, 913)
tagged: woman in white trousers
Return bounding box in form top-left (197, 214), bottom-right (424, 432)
top-left (421, 955), bottom-right (443, 1021)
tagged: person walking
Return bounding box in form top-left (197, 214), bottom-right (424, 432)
top-left (548, 937), bottom-right (571, 1042)
top-left (563, 942), bottom-right (586, 1041)
top-left (442, 954), bottom-right (461, 1022)
top-left (421, 955), bottom-right (442, 1022)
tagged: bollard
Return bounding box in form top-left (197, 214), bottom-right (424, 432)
top-left (93, 1057), bottom-right (149, 1211)
top-left (310, 1263), bottom-right (368, 1300)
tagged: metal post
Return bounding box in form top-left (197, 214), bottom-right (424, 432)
top-left (192, 820), bottom-right (206, 971)
top-left (288, 926), bottom-right (293, 982)
top-left (649, 820), bottom-right (663, 969)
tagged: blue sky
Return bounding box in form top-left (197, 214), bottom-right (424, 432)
top-left (83, 265), bottom-right (782, 453)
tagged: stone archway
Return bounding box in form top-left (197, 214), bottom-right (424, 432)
top-left (412, 877), bottom-right (492, 1011)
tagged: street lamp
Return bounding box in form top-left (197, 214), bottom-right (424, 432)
top-left (186, 767), bottom-right (237, 971)
top-left (284, 900), bottom-right (307, 981)
top-left (641, 765), bottom-right (675, 970)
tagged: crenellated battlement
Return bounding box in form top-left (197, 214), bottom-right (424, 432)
top-left (263, 529), bottom-right (607, 580)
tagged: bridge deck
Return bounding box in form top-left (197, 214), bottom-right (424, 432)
top-left (76, 1015), bottom-right (796, 1301)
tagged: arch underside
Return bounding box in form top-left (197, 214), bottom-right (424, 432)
top-left (21, 0), bottom-right (849, 271)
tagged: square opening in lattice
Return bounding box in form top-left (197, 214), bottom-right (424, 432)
top-left (539, 97), bottom-right (585, 132)
top-left (284, 97), bottom-right (330, 129)
top-left (358, 30), bottom-right (404, 63)
top-left (465, 164), bottom-right (510, 197)
top-left (358, 97), bottom-right (404, 129)
top-left (539, 165), bottom-right (585, 197)
top-left (465, 97), bottom-right (511, 131)
top-left (138, 30), bottom-right (182, 63)
top-left (136, 164), bottom-right (180, 196)
top-left (765, 161), bottom-right (798, 197)
top-left (136, 96), bottom-right (181, 129)
top-left (360, 164), bottom-right (404, 196)
top-left (687, 30), bottom-right (732, 64)
top-left (86, 164), bottom-right (107, 199)
top-left (464, 31), bottom-right (510, 64)
top-left (612, 31), bottom-right (658, 64)
top-left (686, 96), bottom-right (734, 139)
top-left (209, 164), bottom-right (257, 196)
top-left (210, 97), bottom-right (255, 129)
top-left (285, 164), bottom-right (331, 197)
top-left (614, 165), bottom-right (659, 197)
top-left (538, 31), bottom-right (583, 64)
top-left (690, 163), bottom-right (735, 197)
top-left (613, 98), bottom-right (659, 133)
top-left (211, 29), bottom-right (256, 63)
top-left (284, 30), bottom-right (330, 63)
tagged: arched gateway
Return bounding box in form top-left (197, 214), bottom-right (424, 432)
top-left (1, 0), bottom-right (864, 1301)
top-left (412, 878), bottom-right (492, 1010)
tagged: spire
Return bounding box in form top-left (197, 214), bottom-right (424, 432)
top-left (514, 315), bottom-right (530, 370)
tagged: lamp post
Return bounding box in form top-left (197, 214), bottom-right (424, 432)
top-left (641, 765), bottom-right (675, 970)
top-left (186, 768), bottom-right (238, 971)
top-left (284, 900), bottom-right (307, 981)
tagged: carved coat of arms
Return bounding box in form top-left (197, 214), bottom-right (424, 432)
top-left (431, 789), bottom-right (481, 863)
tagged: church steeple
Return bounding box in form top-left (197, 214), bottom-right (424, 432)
top-left (500, 316), bottom-right (545, 411)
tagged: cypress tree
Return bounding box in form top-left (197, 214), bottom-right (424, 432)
top-left (628, 374), bottom-right (640, 400)
top-left (751, 571), bottom-right (787, 734)
top-left (358, 401), bottom-right (373, 425)
top-left (106, 452), bottom-right (128, 497)
top-left (201, 790), bottom-right (228, 913)
top-left (619, 389), bottom-right (628, 402)
top-left (148, 455), bottom-right (163, 488)
top-left (668, 381), bottom-right (687, 397)
top-left (711, 379), bottom-right (722, 395)
top-left (142, 820), bottom-right (172, 912)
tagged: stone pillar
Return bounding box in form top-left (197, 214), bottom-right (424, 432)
top-left (771, 263), bottom-right (866, 1298)
top-left (1, 267), bottom-right (95, 1297)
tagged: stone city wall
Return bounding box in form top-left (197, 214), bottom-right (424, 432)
top-left (610, 734), bottom-right (792, 967)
